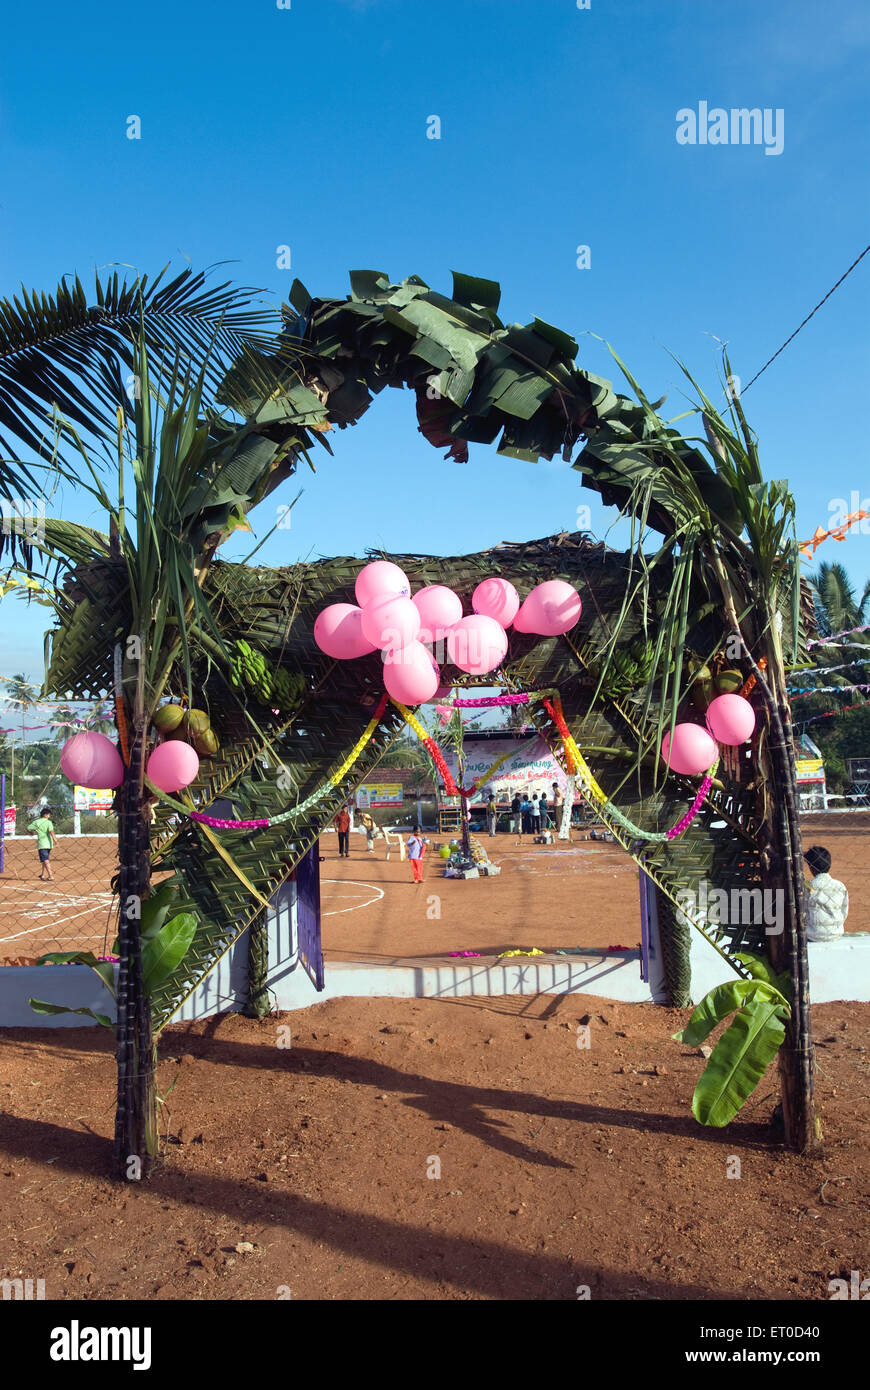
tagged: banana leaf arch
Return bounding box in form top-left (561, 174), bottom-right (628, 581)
top-left (47, 531), bottom-right (797, 1027)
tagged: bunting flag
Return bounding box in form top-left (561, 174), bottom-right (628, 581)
top-left (794, 701), bottom-right (869, 726)
top-left (789, 683), bottom-right (870, 699)
top-left (799, 511), bottom-right (870, 556)
top-left (807, 623), bottom-right (870, 649)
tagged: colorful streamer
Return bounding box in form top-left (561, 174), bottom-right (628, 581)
top-left (189, 692), bottom-right (390, 830)
top-left (444, 691), bottom-right (553, 708)
top-left (807, 623), bottom-right (870, 649)
top-left (789, 683), bottom-right (870, 699)
top-left (800, 511), bottom-right (870, 557)
top-left (737, 656), bottom-right (767, 699)
top-left (543, 694), bottom-right (717, 843)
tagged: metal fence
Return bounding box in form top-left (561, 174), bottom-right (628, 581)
top-left (0, 832), bottom-right (118, 965)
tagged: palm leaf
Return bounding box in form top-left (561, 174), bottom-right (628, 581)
top-left (0, 265), bottom-right (278, 507)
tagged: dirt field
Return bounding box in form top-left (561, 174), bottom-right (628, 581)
top-left (1, 994), bottom-right (868, 1301)
top-left (0, 835), bottom-right (118, 964)
top-left (2, 814), bottom-right (867, 965)
top-left (321, 830), bottom-right (639, 960)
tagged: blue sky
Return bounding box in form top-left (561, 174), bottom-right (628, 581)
top-left (1, 0), bottom-right (869, 716)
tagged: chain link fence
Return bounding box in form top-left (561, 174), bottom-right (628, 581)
top-left (0, 830), bottom-right (119, 965)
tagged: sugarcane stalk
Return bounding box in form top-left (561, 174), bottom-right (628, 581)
top-left (113, 643), bottom-right (158, 1179)
top-left (710, 565), bottom-right (819, 1152)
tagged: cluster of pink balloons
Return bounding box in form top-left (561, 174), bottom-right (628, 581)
top-left (660, 693), bottom-right (757, 776)
top-left (60, 728), bottom-right (201, 794)
top-left (313, 561), bottom-right (583, 705)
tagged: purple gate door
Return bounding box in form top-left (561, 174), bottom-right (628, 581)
top-left (295, 842), bottom-right (325, 991)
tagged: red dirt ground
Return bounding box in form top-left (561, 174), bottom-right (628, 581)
top-left (1, 996), bottom-right (868, 1301)
top-left (2, 814), bottom-right (866, 965)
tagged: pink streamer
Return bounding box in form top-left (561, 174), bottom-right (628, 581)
top-left (190, 812), bottom-right (270, 829)
top-left (665, 775), bottom-right (712, 841)
top-left (448, 693), bottom-right (531, 707)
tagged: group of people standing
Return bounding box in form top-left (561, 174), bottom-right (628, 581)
top-left (484, 782), bottom-right (565, 836)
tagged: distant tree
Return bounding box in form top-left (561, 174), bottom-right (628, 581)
top-left (809, 560), bottom-right (870, 636)
top-left (4, 672), bottom-right (38, 752)
top-left (53, 705), bottom-right (78, 743)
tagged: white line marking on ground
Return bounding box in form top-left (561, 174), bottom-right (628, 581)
top-left (320, 879), bottom-right (385, 917)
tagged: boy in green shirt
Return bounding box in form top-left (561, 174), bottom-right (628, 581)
top-left (30, 806), bottom-right (56, 881)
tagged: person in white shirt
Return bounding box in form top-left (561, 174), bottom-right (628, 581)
top-left (804, 845), bottom-right (849, 941)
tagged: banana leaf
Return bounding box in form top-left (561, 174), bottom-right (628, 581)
top-left (141, 912), bottom-right (197, 998)
top-left (674, 977), bottom-right (788, 1048)
top-left (691, 998), bottom-right (787, 1127)
top-left (28, 999), bottom-right (114, 1029)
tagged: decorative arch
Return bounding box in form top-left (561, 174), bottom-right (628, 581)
top-left (45, 271), bottom-right (810, 1029)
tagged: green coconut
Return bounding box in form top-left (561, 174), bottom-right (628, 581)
top-left (152, 703), bottom-right (185, 733)
top-left (194, 728), bottom-right (220, 757)
top-left (183, 708), bottom-right (211, 736)
top-left (714, 668), bottom-right (745, 694)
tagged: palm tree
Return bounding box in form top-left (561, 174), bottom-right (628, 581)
top-left (809, 561), bottom-right (870, 637)
top-left (88, 700), bottom-right (116, 736)
top-left (0, 267), bottom-right (322, 1179)
top-left (53, 705), bottom-right (78, 743)
top-left (4, 673), bottom-right (38, 787)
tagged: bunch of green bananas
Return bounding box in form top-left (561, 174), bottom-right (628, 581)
top-left (229, 639), bottom-right (305, 712)
top-left (598, 635), bottom-right (657, 700)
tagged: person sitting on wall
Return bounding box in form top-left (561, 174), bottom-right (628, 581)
top-left (804, 845), bottom-right (849, 941)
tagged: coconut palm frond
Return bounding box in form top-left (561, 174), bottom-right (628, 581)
top-left (0, 265), bottom-right (279, 502)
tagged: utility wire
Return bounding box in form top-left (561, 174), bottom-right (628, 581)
top-left (743, 242), bottom-right (870, 393)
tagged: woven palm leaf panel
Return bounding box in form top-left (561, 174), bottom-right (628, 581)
top-left (146, 533), bottom-right (771, 1025)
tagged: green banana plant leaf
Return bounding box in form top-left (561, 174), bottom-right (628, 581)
top-left (141, 912), bottom-right (197, 998)
top-left (673, 977), bottom-right (787, 1048)
top-left (735, 951), bottom-right (792, 1000)
top-left (691, 998), bottom-right (788, 1127)
top-left (141, 880), bottom-right (179, 940)
top-left (28, 999), bottom-right (114, 1029)
top-left (35, 950), bottom-right (116, 997)
top-left (111, 878), bottom-right (180, 955)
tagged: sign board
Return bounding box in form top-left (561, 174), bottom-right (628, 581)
top-left (73, 786), bottom-right (115, 812)
top-left (847, 758), bottom-right (870, 782)
top-left (357, 782), bottom-right (404, 808)
top-left (442, 735), bottom-right (577, 802)
top-left (795, 758), bottom-right (825, 784)
top-left (3, 804), bottom-right (15, 836)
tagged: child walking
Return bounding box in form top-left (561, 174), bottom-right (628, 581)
top-left (30, 805), bottom-right (56, 881)
top-left (407, 825), bottom-right (425, 883)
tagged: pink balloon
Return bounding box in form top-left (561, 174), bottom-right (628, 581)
top-left (314, 603), bottom-right (377, 660)
top-left (354, 560), bottom-right (411, 607)
top-left (447, 614), bottom-right (509, 675)
top-left (383, 641), bottom-right (440, 704)
top-left (472, 577), bottom-right (520, 627)
top-left (706, 693), bottom-right (756, 746)
top-left (661, 724), bottom-right (719, 776)
top-left (412, 585), bottom-right (463, 642)
top-left (60, 732), bottom-right (124, 790)
top-left (514, 580), bottom-right (582, 636)
top-left (147, 740), bottom-right (200, 793)
top-left (361, 594), bottom-right (421, 650)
